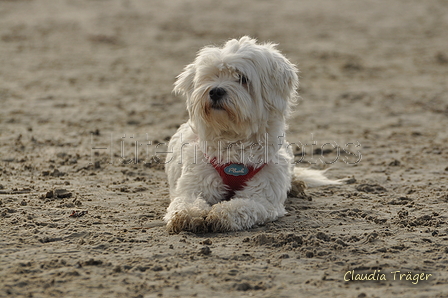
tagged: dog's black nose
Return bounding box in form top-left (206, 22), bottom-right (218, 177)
top-left (209, 87), bottom-right (226, 102)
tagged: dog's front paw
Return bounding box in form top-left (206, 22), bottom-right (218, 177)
top-left (206, 203), bottom-right (242, 232)
top-left (166, 210), bottom-right (208, 234)
top-left (206, 199), bottom-right (270, 232)
top-left (206, 209), bottom-right (231, 233)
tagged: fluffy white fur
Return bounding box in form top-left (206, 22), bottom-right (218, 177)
top-left (164, 36), bottom-right (341, 233)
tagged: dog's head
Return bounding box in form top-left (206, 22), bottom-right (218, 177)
top-left (174, 36), bottom-right (298, 141)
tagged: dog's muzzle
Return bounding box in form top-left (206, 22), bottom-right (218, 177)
top-left (209, 87), bottom-right (226, 109)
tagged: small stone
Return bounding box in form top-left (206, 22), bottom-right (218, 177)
top-left (345, 177), bottom-right (357, 184)
top-left (228, 269), bottom-right (239, 276)
top-left (355, 184), bottom-right (387, 194)
top-left (389, 159), bottom-right (401, 166)
top-left (54, 189), bottom-right (72, 198)
top-left (152, 265), bottom-right (163, 272)
top-left (50, 169), bottom-right (66, 177)
top-left (201, 239), bottom-right (212, 245)
top-left (84, 259), bottom-right (102, 266)
top-left (198, 246), bottom-right (211, 255)
top-left (234, 282), bottom-right (252, 291)
top-left (316, 232), bottom-right (330, 242)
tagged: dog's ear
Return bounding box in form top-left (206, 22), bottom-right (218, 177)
top-left (274, 53), bottom-right (299, 104)
top-left (262, 47), bottom-right (299, 116)
top-left (173, 63), bottom-right (196, 97)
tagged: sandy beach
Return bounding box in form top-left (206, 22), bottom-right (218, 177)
top-left (1, 0), bottom-right (448, 297)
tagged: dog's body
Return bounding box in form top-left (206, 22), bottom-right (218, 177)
top-left (164, 37), bottom-right (340, 233)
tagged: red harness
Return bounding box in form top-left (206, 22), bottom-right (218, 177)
top-left (209, 157), bottom-right (266, 200)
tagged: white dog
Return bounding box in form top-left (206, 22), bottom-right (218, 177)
top-left (164, 36), bottom-right (340, 233)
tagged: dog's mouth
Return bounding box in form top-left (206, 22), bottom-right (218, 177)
top-left (210, 102), bottom-right (225, 110)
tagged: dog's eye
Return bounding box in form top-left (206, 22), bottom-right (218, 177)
top-left (239, 75), bottom-right (248, 85)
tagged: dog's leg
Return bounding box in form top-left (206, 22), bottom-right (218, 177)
top-left (206, 171), bottom-right (290, 232)
top-left (164, 196), bottom-right (211, 234)
top-left (206, 197), bottom-right (280, 232)
top-left (204, 161), bottom-right (292, 232)
top-left (164, 165), bottom-right (225, 233)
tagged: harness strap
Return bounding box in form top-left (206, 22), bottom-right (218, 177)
top-left (209, 157), bottom-right (266, 200)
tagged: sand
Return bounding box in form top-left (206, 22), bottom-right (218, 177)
top-left (1, 0), bottom-right (448, 297)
